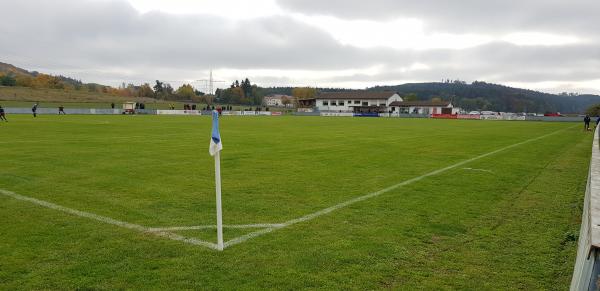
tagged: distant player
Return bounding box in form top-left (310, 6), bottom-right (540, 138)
top-left (584, 115), bottom-right (591, 131)
top-left (0, 106), bottom-right (7, 122)
top-left (32, 103), bottom-right (38, 117)
top-left (58, 105), bottom-right (66, 115)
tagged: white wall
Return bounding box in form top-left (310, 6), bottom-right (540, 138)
top-left (316, 94), bottom-right (403, 112)
top-left (386, 94), bottom-right (403, 106)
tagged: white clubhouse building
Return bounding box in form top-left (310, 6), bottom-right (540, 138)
top-left (310, 91), bottom-right (458, 115)
top-left (315, 91), bottom-right (403, 113)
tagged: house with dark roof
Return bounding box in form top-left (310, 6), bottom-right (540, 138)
top-left (388, 100), bottom-right (459, 115)
top-left (263, 94), bottom-right (295, 107)
top-left (314, 91), bottom-right (402, 113)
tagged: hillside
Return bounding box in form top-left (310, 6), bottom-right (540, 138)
top-left (0, 62), bottom-right (163, 104)
top-left (368, 81), bottom-right (600, 113)
top-left (0, 86), bottom-right (159, 104)
top-left (0, 62), bottom-right (32, 77)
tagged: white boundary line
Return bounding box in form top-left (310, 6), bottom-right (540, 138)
top-left (0, 125), bottom-right (576, 251)
top-left (223, 125), bottom-right (576, 248)
top-left (462, 167), bottom-right (494, 173)
top-left (148, 223), bottom-right (284, 232)
top-left (0, 189), bottom-right (219, 250)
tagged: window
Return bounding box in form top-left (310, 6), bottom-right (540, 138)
top-left (331, 101), bottom-right (337, 106)
top-left (354, 100), bottom-right (360, 104)
top-left (362, 101), bottom-right (369, 106)
top-left (323, 101), bottom-right (329, 106)
top-left (348, 100), bottom-right (352, 104)
top-left (339, 101), bottom-right (344, 106)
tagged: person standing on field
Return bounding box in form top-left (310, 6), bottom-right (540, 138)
top-left (58, 105), bottom-right (66, 115)
top-left (32, 103), bottom-right (38, 117)
top-left (0, 106), bottom-right (7, 122)
top-left (584, 115), bottom-right (591, 131)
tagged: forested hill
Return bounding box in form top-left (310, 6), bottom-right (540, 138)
top-left (368, 81), bottom-right (600, 114)
top-left (0, 61), bottom-right (84, 87)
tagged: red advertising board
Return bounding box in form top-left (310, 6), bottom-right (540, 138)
top-left (432, 114), bottom-right (458, 119)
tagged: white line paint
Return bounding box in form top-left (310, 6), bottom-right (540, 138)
top-left (148, 223), bottom-right (284, 232)
top-left (224, 227), bottom-right (279, 248)
top-left (223, 125), bottom-right (577, 248)
top-left (0, 189), bottom-right (219, 250)
top-left (462, 167), bottom-right (494, 173)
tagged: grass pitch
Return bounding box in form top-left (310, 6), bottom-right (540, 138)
top-left (0, 115), bottom-right (592, 289)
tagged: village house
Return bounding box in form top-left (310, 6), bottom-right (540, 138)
top-left (263, 94), bottom-right (296, 107)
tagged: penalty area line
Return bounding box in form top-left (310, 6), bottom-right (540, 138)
top-left (0, 189), bottom-right (219, 250)
top-left (223, 125), bottom-right (577, 249)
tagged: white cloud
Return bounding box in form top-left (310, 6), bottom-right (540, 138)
top-left (502, 32), bottom-right (581, 46)
top-left (126, 0), bottom-right (283, 19)
top-left (290, 15), bottom-right (493, 50)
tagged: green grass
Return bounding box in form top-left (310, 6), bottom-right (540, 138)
top-left (0, 115), bottom-right (592, 289)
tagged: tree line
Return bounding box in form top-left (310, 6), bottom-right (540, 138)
top-left (369, 81), bottom-right (600, 113)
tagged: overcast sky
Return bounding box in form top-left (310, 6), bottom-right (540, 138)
top-left (1, 0), bottom-right (599, 94)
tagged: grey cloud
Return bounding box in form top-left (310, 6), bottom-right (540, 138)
top-left (0, 0), bottom-right (599, 93)
top-left (0, 0), bottom-right (413, 74)
top-left (277, 0), bottom-right (600, 36)
top-left (317, 42), bottom-right (600, 86)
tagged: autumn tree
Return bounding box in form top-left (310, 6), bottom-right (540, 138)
top-left (15, 75), bottom-right (33, 87)
top-left (283, 96), bottom-right (294, 107)
top-left (176, 84), bottom-right (196, 100)
top-left (292, 87), bottom-right (316, 99)
top-left (586, 104), bottom-right (600, 117)
top-left (200, 94), bottom-right (215, 107)
top-left (138, 83), bottom-right (154, 97)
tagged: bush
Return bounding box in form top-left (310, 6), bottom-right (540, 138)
top-left (0, 75), bottom-right (17, 86)
top-left (586, 104), bottom-right (600, 116)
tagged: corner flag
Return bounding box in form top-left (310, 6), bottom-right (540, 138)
top-left (209, 110), bottom-right (222, 156)
top-left (209, 109), bottom-right (224, 250)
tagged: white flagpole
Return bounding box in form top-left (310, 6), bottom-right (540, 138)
top-left (214, 150), bottom-right (224, 251)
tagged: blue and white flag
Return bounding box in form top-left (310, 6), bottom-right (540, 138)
top-left (209, 110), bottom-right (222, 156)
